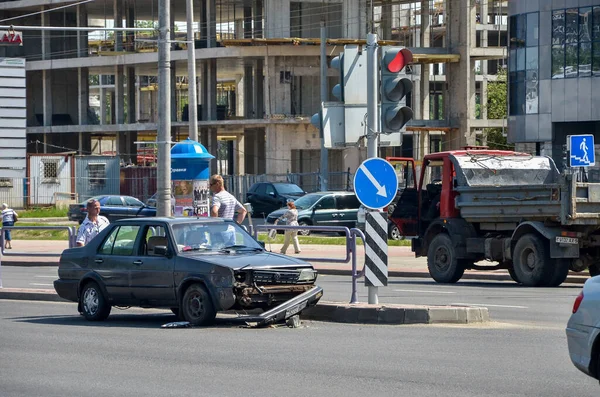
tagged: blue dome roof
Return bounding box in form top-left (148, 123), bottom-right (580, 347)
top-left (170, 138), bottom-right (215, 159)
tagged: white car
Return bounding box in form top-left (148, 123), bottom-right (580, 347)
top-left (566, 276), bottom-right (600, 382)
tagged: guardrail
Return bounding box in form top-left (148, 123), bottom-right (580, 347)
top-left (0, 226), bottom-right (78, 288)
top-left (253, 224), bottom-right (366, 304)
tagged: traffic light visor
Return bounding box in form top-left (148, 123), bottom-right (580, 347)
top-left (385, 48), bottom-right (413, 73)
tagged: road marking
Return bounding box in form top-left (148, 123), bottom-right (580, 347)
top-left (34, 275), bottom-right (56, 278)
top-left (359, 163), bottom-right (387, 197)
top-left (451, 302), bottom-right (528, 309)
top-left (30, 283), bottom-right (53, 286)
top-left (394, 289), bottom-right (456, 294)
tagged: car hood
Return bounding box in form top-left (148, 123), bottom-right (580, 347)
top-left (280, 192), bottom-right (305, 199)
top-left (184, 250), bottom-right (313, 270)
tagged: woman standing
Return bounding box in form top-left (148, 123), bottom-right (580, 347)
top-left (278, 201), bottom-right (301, 255)
top-left (1, 203), bottom-right (18, 249)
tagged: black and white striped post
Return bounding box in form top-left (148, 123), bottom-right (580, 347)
top-left (365, 210), bottom-right (388, 303)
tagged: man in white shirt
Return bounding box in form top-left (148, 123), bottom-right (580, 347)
top-left (209, 175), bottom-right (247, 246)
top-left (76, 199), bottom-right (110, 246)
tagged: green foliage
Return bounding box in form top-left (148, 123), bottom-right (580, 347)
top-left (484, 68), bottom-right (513, 150)
top-left (257, 233), bottom-right (412, 247)
top-left (19, 207), bottom-right (68, 218)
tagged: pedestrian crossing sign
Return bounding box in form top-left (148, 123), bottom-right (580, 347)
top-left (568, 134), bottom-right (595, 167)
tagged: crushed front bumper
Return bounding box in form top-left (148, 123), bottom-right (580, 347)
top-left (229, 285), bottom-right (323, 327)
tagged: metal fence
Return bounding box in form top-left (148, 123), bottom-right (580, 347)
top-left (0, 170), bottom-right (354, 209)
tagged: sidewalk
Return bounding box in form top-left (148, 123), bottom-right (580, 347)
top-left (0, 239), bottom-right (590, 284)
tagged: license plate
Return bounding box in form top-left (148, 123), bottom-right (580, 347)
top-left (556, 236), bottom-right (578, 245)
top-left (285, 300), bottom-right (307, 318)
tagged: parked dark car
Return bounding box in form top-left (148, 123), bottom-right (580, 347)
top-left (246, 182), bottom-right (306, 217)
top-left (266, 191), bottom-right (361, 236)
top-left (53, 217), bottom-right (322, 326)
top-left (67, 195), bottom-right (157, 224)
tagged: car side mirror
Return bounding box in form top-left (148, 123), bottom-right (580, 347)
top-left (154, 245), bottom-right (169, 256)
top-left (269, 192), bottom-right (276, 197)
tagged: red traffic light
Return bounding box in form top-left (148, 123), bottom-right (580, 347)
top-left (386, 48), bottom-right (413, 73)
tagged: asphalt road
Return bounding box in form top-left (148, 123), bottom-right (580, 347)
top-left (1, 299), bottom-right (598, 397)
top-left (0, 267), bottom-right (583, 327)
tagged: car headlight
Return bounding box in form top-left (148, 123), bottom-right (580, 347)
top-left (298, 269), bottom-right (317, 282)
top-left (210, 267), bottom-right (234, 287)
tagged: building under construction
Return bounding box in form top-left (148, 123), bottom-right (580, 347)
top-left (0, 0), bottom-right (508, 178)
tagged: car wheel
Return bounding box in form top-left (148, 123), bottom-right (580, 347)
top-left (298, 221), bottom-right (311, 236)
top-left (388, 224), bottom-right (402, 241)
top-left (181, 284), bottom-right (216, 326)
top-left (512, 234), bottom-right (553, 287)
top-left (427, 233), bottom-right (464, 283)
top-left (170, 307), bottom-right (180, 317)
top-left (80, 281), bottom-right (111, 321)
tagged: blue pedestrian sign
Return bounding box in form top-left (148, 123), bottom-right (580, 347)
top-left (569, 134), bottom-right (595, 167)
top-left (354, 158), bottom-right (399, 209)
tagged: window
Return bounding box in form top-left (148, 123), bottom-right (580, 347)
top-left (264, 184), bottom-right (275, 196)
top-left (88, 163), bottom-right (106, 186)
top-left (255, 184), bottom-right (266, 195)
top-left (336, 194), bottom-right (360, 210)
top-left (124, 196), bottom-right (143, 207)
top-left (106, 196), bottom-right (123, 206)
top-left (99, 225), bottom-right (140, 256)
top-left (142, 225), bottom-right (168, 256)
top-left (509, 12), bottom-right (539, 115)
top-left (42, 159), bottom-right (59, 184)
top-left (316, 196), bottom-right (335, 210)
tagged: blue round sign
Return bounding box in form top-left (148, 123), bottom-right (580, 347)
top-left (353, 158), bottom-right (398, 209)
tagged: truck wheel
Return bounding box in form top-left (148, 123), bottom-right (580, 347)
top-left (508, 266), bottom-right (521, 284)
top-left (427, 234), bottom-right (464, 283)
top-left (589, 263), bottom-right (600, 277)
top-left (546, 259), bottom-right (570, 287)
top-left (513, 234), bottom-right (553, 287)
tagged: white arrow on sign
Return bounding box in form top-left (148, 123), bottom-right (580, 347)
top-left (359, 163), bottom-right (387, 197)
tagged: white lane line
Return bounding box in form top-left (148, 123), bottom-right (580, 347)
top-left (30, 283), bottom-right (53, 286)
top-left (451, 302), bottom-right (528, 309)
top-left (394, 289), bottom-right (456, 294)
top-left (34, 275), bottom-right (57, 278)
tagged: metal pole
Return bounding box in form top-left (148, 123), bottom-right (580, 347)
top-left (319, 21), bottom-right (328, 192)
top-left (366, 32), bottom-right (379, 304)
top-left (0, 25), bottom-right (154, 32)
top-left (157, 0), bottom-right (172, 217)
top-left (186, 0), bottom-right (198, 141)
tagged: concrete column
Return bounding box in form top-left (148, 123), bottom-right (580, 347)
top-left (235, 75), bottom-right (244, 117)
top-left (42, 69), bottom-right (52, 126)
top-left (380, 1), bottom-right (393, 40)
top-left (244, 6), bottom-right (252, 38)
top-left (126, 5), bottom-right (135, 52)
top-left (114, 0), bottom-right (123, 52)
top-left (136, 76), bottom-right (141, 123)
top-left (202, 59), bottom-right (217, 121)
top-left (127, 67), bottom-right (136, 123)
top-left (253, 0), bottom-right (263, 38)
top-left (235, 19), bottom-right (244, 39)
top-left (254, 59), bottom-right (264, 119)
top-left (78, 67), bottom-right (89, 126)
top-left (115, 66), bottom-right (125, 124)
top-left (76, 4), bottom-right (88, 57)
top-left (41, 7), bottom-right (51, 60)
top-left (446, 0), bottom-right (475, 148)
top-left (342, 0), bottom-right (359, 38)
top-left (480, 0), bottom-right (489, 121)
top-left (206, 0), bottom-right (216, 48)
top-left (100, 84), bottom-right (106, 125)
top-left (420, 0), bottom-right (431, 121)
top-left (243, 65), bottom-right (253, 118)
top-left (264, 0), bottom-right (289, 39)
top-left (236, 133), bottom-right (245, 174)
top-left (171, 62), bottom-right (177, 122)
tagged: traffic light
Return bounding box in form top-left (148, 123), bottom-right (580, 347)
top-left (330, 54), bottom-right (344, 101)
top-left (380, 47), bottom-right (414, 133)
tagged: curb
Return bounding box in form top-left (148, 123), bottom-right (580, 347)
top-left (0, 289), bottom-right (490, 325)
top-left (302, 301), bottom-right (490, 324)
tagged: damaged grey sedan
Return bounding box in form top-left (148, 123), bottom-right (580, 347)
top-left (54, 217), bottom-right (322, 326)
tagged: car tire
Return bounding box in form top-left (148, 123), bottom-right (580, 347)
top-left (298, 221), bottom-right (311, 236)
top-left (80, 281), bottom-right (111, 321)
top-left (170, 307), bottom-right (180, 317)
top-left (427, 233), bottom-right (464, 283)
top-left (388, 224), bottom-right (402, 241)
top-left (512, 234), bottom-right (553, 287)
top-left (181, 284), bottom-right (216, 326)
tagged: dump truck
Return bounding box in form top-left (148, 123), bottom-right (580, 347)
top-left (390, 149), bottom-right (600, 287)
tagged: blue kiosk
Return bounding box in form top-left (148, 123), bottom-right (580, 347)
top-left (170, 138), bottom-right (215, 217)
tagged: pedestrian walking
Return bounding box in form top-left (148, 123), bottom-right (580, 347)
top-left (1, 203), bottom-right (18, 249)
top-left (209, 174), bottom-right (247, 247)
top-left (277, 200), bottom-right (301, 254)
top-left (76, 198), bottom-right (110, 247)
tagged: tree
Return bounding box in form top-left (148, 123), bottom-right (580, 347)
top-left (484, 68), bottom-right (513, 150)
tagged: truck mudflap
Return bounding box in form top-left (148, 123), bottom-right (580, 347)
top-left (229, 285), bottom-right (324, 327)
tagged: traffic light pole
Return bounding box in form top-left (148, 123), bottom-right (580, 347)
top-left (319, 21), bottom-right (328, 192)
top-left (157, 0), bottom-right (172, 217)
top-left (366, 32), bottom-right (379, 304)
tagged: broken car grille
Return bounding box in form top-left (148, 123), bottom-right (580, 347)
top-left (252, 269), bottom-right (300, 285)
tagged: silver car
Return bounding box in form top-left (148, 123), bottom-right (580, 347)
top-left (566, 276), bottom-right (600, 382)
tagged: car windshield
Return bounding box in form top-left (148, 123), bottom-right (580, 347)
top-left (274, 183), bottom-right (304, 195)
top-left (293, 193), bottom-right (325, 210)
top-left (171, 221), bottom-right (263, 253)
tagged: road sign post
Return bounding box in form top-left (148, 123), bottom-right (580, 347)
top-left (354, 157), bottom-right (398, 304)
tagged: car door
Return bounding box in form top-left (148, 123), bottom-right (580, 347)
top-left (263, 183), bottom-right (283, 214)
top-left (103, 196), bottom-right (126, 221)
top-left (311, 195), bottom-right (337, 226)
top-left (247, 183), bottom-right (266, 214)
top-left (129, 224), bottom-right (177, 305)
top-left (335, 194), bottom-right (361, 228)
top-left (124, 196), bottom-right (152, 218)
top-left (93, 224), bottom-right (142, 305)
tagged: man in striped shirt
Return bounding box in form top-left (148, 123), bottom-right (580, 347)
top-left (209, 174), bottom-right (247, 224)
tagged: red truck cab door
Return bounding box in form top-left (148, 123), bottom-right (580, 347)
top-left (439, 157), bottom-right (460, 219)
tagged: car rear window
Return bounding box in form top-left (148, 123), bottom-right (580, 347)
top-left (336, 194), bottom-right (360, 210)
top-left (274, 183), bottom-right (304, 194)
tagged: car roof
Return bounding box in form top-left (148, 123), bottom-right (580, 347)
top-left (306, 191), bottom-right (355, 195)
top-left (113, 217), bottom-right (234, 225)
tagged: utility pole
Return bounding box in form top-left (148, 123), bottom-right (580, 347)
top-left (366, 32), bottom-right (379, 304)
top-left (186, 0), bottom-right (198, 141)
top-left (157, 0), bottom-right (172, 217)
top-left (319, 20), bottom-right (328, 192)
